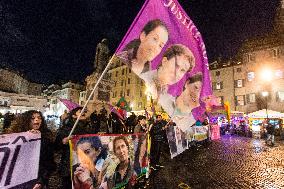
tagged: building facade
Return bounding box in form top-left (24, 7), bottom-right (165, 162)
top-left (0, 91), bottom-right (47, 114)
top-left (0, 69), bottom-right (42, 95)
top-left (108, 57), bottom-right (148, 111)
top-left (210, 2), bottom-right (284, 114)
top-left (44, 82), bottom-right (85, 116)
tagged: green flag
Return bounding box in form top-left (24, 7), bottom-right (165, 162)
top-left (116, 96), bottom-right (131, 111)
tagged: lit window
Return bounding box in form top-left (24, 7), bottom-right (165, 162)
top-left (235, 95), bottom-right (245, 106)
top-left (247, 72), bottom-right (255, 81)
top-left (213, 82), bottom-right (223, 90)
top-left (235, 79), bottom-right (244, 88)
top-left (276, 91), bottom-right (284, 102)
top-left (275, 70), bottom-right (283, 78)
top-left (247, 93), bottom-right (255, 103)
top-left (273, 48), bottom-right (280, 58)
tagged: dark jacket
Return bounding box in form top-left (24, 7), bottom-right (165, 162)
top-left (266, 124), bottom-right (275, 135)
top-left (150, 120), bottom-right (166, 142)
top-left (37, 131), bottom-right (56, 186)
top-left (55, 118), bottom-right (91, 177)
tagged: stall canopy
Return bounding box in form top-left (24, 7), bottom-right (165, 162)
top-left (248, 109), bottom-right (284, 119)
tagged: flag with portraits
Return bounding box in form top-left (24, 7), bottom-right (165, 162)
top-left (115, 0), bottom-right (212, 158)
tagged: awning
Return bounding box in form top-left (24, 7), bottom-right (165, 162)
top-left (248, 109), bottom-right (284, 119)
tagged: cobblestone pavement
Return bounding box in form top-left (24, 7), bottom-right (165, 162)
top-left (153, 135), bottom-right (284, 189)
top-left (50, 136), bottom-right (284, 189)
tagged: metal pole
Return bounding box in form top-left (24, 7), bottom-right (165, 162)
top-left (68, 55), bottom-right (116, 138)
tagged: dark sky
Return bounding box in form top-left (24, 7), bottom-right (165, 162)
top-left (0, 0), bottom-right (280, 85)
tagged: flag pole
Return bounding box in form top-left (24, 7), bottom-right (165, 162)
top-left (68, 55), bottom-right (115, 138)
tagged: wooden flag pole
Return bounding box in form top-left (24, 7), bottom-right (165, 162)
top-left (68, 55), bottom-right (116, 138)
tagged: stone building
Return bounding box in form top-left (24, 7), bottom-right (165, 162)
top-left (0, 68), bottom-right (42, 95)
top-left (43, 82), bottom-right (85, 116)
top-left (0, 91), bottom-right (47, 114)
top-left (107, 56), bottom-right (148, 112)
top-left (84, 72), bottom-right (114, 114)
top-left (210, 1), bottom-right (284, 113)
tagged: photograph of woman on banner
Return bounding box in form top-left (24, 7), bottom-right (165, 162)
top-left (6, 110), bottom-right (56, 189)
top-left (107, 136), bottom-right (136, 189)
top-left (133, 135), bottom-right (148, 176)
top-left (175, 126), bottom-right (188, 150)
top-left (117, 19), bottom-right (169, 81)
top-left (155, 44), bottom-right (196, 116)
top-left (175, 73), bottom-right (203, 115)
top-left (165, 120), bottom-right (178, 156)
top-left (73, 136), bottom-right (108, 189)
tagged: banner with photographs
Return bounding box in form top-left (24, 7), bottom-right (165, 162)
top-left (0, 132), bottom-right (41, 188)
top-left (166, 125), bottom-right (209, 158)
top-left (115, 0), bottom-right (213, 157)
top-left (70, 134), bottom-right (149, 189)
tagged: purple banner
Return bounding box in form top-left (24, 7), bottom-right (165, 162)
top-left (115, 0), bottom-right (212, 141)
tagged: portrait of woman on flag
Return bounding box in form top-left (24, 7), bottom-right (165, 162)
top-left (175, 73), bottom-right (203, 115)
top-left (155, 44), bottom-right (196, 116)
top-left (117, 19), bottom-right (169, 83)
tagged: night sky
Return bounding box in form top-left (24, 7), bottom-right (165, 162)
top-left (0, 0), bottom-right (280, 85)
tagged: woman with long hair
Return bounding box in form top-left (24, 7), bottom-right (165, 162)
top-left (7, 110), bottom-right (55, 189)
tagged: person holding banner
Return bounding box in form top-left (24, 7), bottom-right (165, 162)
top-left (118, 19), bottom-right (169, 81)
top-left (73, 136), bottom-right (108, 189)
top-left (55, 107), bottom-right (91, 189)
top-left (6, 110), bottom-right (56, 189)
top-left (107, 136), bottom-right (136, 189)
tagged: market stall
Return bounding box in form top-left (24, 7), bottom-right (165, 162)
top-left (248, 109), bottom-right (284, 138)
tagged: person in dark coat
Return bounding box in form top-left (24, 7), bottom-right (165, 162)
top-left (6, 110), bottom-right (56, 189)
top-left (90, 110), bottom-right (100, 134)
top-left (149, 115), bottom-right (167, 169)
top-left (266, 123), bottom-right (276, 146)
top-left (55, 107), bottom-right (91, 189)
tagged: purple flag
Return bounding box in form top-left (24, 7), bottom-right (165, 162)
top-left (107, 103), bottom-right (124, 120)
top-left (59, 98), bottom-right (81, 111)
top-left (115, 0), bottom-right (212, 156)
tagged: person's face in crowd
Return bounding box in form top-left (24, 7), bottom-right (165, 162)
top-left (114, 139), bottom-right (129, 162)
top-left (156, 115), bottom-right (162, 122)
top-left (138, 26), bottom-right (168, 62)
top-left (184, 80), bottom-right (202, 109)
top-left (158, 55), bottom-right (191, 85)
top-left (73, 109), bottom-right (87, 120)
top-left (77, 142), bottom-right (100, 163)
top-left (139, 118), bottom-right (146, 126)
top-left (30, 113), bottom-right (42, 130)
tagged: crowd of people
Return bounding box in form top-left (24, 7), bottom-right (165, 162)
top-left (1, 107), bottom-right (174, 188)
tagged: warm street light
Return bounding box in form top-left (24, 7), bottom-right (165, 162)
top-left (260, 69), bottom-right (273, 82)
top-left (261, 91), bottom-right (269, 97)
